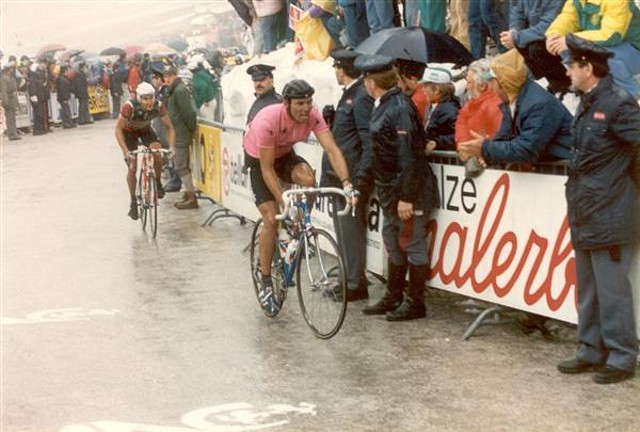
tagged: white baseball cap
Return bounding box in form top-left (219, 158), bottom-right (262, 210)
top-left (420, 67), bottom-right (453, 84)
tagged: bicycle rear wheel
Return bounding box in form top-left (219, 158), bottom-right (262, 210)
top-left (137, 172), bottom-right (148, 231)
top-left (296, 228), bottom-right (347, 339)
top-left (249, 218), bottom-right (287, 315)
top-left (147, 173), bottom-right (158, 238)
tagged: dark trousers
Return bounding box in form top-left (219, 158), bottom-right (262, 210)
top-left (111, 94), bottom-right (121, 119)
top-left (77, 97), bottom-right (92, 124)
top-left (575, 245), bottom-right (638, 372)
top-left (332, 193), bottom-right (369, 290)
top-left (517, 40), bottom-right (571, 93)
top-left (381, 210), bottom-right (429, 267)
top-left (58, 100), bottom-right (73, 127)
top-left (2, 104), bottom-right (18, 138)
top-left (31, 101), bottom-right (48, 134)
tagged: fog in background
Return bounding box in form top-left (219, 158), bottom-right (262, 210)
top-left (0, 1), bottom-right (235, 57)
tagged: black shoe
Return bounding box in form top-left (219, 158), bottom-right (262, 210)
top-left (362, 295), bottom-right (402, 315)
top-left (163, 181), bottom-right (181, 192)
top-left (128, 202), bottom-right (139, 220)
top-left (557, 357), bottom-right (604, 374)
top-left (386, 300), bottom-right (426, 321)
top-left (8, 136), bottom-right (21, 141)
top-left (157, 183), bottom-right (165, 199)
top-left (594, 366), bottom-right (635, 384)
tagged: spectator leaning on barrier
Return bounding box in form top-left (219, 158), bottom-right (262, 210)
top-left (163, 65), bottom-right (199, 210)
top-left (454, 59), bottom-right (504, 177)
top-left (1, 59), bottom-right (21, 140)
top-left (245, 64), bottom-right (282, 125)
top-left (355, 54), bottom-right (440, 322)
top-left (457, 49), bottom-right (573, 166)
top-left (545, 0), bottom-right (640, 98)
top-left (500, 0), bottom-right (570, 95)
top-left (320, 49), bottom-right (374, 302)
top-left (558, 35), bottom-right (640, 385)
top-left (421, 67), bottom-right (461, 153)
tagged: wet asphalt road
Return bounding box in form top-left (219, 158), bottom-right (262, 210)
top-left (2, 120), bottom-right (639, 432)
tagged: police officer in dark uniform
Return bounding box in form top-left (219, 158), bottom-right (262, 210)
top-left (245, 64), bottom-right (282, 124)
top-left (557, 34), bottom-right (640, 384)
top-left (355, 54), bottom-right (440, 321)
top-left (320, 50), bottom-right (374, 302)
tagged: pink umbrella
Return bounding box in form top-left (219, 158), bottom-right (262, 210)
top-left (124, 45), bottom-right (143, 56)
top-left (36, 43), bottom-right (66, 58)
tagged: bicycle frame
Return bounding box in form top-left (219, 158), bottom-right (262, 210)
top-left (276, 187), bottom-right (351, 286)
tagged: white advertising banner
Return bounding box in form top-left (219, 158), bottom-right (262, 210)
top-left (216, 128), bottom-right (639, 333)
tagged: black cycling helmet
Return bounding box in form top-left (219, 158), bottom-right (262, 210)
top-left (282, 79), bottom-right (315, 100)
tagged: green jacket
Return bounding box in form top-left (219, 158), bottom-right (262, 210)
top-left (1, 71), bottom-right (19, 109)
top-left (191, 69), bottom-right (217, 109)
top-left (547, 0), bottom-right (640, 49)
top-left (166, 78), bottom-right (197, 148)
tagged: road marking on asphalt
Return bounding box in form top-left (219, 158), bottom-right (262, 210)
top-left (60, 402), bottom-right (317, 431)
top-left (1, 308), bottom-right (120, 325)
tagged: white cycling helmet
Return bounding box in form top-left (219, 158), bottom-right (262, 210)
top-left (136, 82), bottom-right (155, 102)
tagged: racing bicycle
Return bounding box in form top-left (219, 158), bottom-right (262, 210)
top-left (130, 146), bottom-right (171, 239)
top-left (250, 187), bottom-right (352, 339)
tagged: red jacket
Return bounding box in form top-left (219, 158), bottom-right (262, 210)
top-left (127, 65), bottom-right (141, 95)
top-left (455, 90), bottom-right (503, 145)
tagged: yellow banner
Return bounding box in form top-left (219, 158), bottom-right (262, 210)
top-left (88, 85), bottom-right (110, 115)
top-left (193, 124), bottom-right (222, 202)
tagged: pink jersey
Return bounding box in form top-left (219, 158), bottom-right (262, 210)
top-left (243, 103), bottom-right (329, 159)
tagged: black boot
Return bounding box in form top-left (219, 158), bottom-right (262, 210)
top-left (386, 263), bottom-right (428, 321)
top-left (363, 260), bottom-right (407, 315)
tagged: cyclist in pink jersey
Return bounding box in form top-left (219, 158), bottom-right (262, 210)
top-left (243, 79), bottom-right (356, 316)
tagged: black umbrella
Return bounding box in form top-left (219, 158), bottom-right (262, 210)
top-left (166, 37), bottom-right (189, 52)
top-left (100, 47), bottom-right (126, 56)
top-left (355, 27), bottom-right (474, 67)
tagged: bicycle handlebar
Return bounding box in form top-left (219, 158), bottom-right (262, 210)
top-left (276, 187), bottom-right (354, 221)
top-left (129, 148), bottom-right (173, 155)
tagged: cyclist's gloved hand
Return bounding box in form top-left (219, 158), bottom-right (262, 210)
top-left (322, 104), bottom-right (335, 127)
top-left (342, 181), bottom-right (359, 211)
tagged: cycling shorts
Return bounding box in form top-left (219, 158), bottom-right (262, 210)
top-left (124, 128), bottom-right (159, 151)
top-left (244, 150), bottom-right (309, 205)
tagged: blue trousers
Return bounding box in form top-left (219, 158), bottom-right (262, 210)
top-left (468, 0), bottom-right (508, 59)
top-left (575, 245), bottom-right (638, 372)
top-left (366, 0), bottom-right (395, 34)
top-left (607, 42), bottom-right (640, 98)
top-left (341, 1), bottom-right (370, 47)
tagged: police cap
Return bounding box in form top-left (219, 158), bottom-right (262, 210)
top-left (353, 54), bottom-right (395, 75)
top-left (246, 64), bottom-right (275, 81)
top-left (563, 34), bottom-right (613, 67)
top-left (330, 49), bottom-right (360, 68)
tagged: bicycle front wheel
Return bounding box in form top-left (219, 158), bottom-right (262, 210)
top-left (138, 172), bottom-right (148, 231)
top-left (296, 228), bottom-right (347, 339)
top-left (148, 173), bottom-right (158, 238)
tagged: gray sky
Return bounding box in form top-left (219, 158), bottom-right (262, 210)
top-left (1, 1), bottom-right (235, 56)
